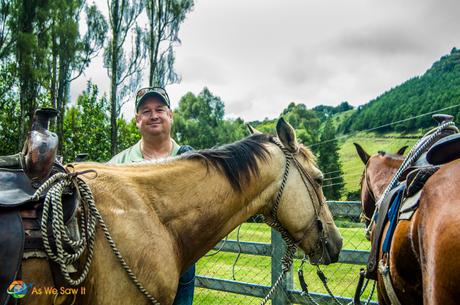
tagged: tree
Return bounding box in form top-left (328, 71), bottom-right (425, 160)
top-left (0, 65), bottom-right (20, 155)
top-left (118, 117), bottom-right (141, 152)
top-left (12, 0), bottom-right (50, 149)
top-left (282, 102), bottom-right (321, 149)
top-left (317, 119), bottom-right (344, 200)
top-left (48, 1), bottom-right (107, 152)
top-left (145, 0), bottom-right (194, 87)
top-left (62, 82), bottom-right (111, 162)
top-left (0, 0), bottom-right (13, 60)
top-left (173, 88), bottom-right (246, 149)
top-left (105, 0), bottom-right (145, 155)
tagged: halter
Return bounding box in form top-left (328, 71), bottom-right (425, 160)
top-left (267, 138), bottom-right (328, 264)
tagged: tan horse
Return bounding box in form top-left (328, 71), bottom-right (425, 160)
top-left (355, 143), bottom-right (460, 305)
top-left (22, 119), bottom-right (342, 305)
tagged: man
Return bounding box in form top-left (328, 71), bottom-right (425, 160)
top-left (109, 87), bottom-right (195, 305)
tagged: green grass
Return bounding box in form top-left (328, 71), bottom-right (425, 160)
top-left (195, 221), bottom-right (375, 305)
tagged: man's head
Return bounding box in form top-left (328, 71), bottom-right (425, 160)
top-left (135, 87), bottom-right (173, 138)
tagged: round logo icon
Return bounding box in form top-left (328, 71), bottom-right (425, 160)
top-left (7, 280), bottom-right (30, 298)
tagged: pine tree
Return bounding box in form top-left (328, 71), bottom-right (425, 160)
top-left (317, 120), bottom-right (344, 200)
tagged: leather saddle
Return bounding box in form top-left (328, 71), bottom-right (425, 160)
top-left (0, 109), bottom-right (79, 305)
top-left (426, 132), bottom-right (460, 165)
top-left (366, 114), bottom-right (460, 280)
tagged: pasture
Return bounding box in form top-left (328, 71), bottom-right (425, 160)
top-left (194, 208), bottom-right (377, 305)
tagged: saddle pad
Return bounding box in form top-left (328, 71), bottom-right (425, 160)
top-left (366, 183), bottom-right (405, 279)
top-left (427, 132), bottom-right (460, 165)
top-left (0, 170), bottom-right (47, 206)
top-left (0, 210), bottom-right (25, 305)
top-left (382, 187), bottom-right (405, 254)
top-left (399, 190), bottom-right (422, 220)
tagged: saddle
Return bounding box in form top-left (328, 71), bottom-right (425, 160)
top-left (0, 109), bottom-right (79, 305)
top-left (366, 114), bottom-right (460, 280)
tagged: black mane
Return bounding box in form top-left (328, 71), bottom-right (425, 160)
top-left (182, 134), bottom-right (273, 192)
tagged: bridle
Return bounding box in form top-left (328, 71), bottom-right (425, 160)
top-left (266, 138), bottom-right (328, 264)
top-left (259, 138), bottom-right (330, 305)
top-left (360, 162), bottom-right (376, 225)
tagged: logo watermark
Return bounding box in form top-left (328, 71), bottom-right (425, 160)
top-left (6, 280), bottom-right (86, 302)
top-left (6, 280), bottom-right (32, 298)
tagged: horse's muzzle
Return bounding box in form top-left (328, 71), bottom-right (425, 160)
top-left (312, 232), bottom-right (343, 265)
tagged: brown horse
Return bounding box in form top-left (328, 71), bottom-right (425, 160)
top-left (21, 119), bottom-right (342, 305)
top-left (355, 143), bottom-right (460, 305)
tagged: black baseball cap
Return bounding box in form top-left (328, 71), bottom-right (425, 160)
top-left (135, 87), bottom-right (171, 111)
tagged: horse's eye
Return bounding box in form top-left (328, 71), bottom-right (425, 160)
top-left (315, 177), bottom-right (323, 186)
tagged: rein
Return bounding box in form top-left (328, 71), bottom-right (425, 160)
top-left (360, 163), bottom-right (376, 235)
top-left (260, 138), bottom-right (327, 305)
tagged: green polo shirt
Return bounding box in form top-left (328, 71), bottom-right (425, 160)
top-left (108, 139), bottom-right (180, 164)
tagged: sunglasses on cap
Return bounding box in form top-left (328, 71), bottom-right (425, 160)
top-left (135, 87), bottom-right (171, 111)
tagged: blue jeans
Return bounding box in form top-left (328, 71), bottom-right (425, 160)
top-left (173, 264), bottom-right (195, 305)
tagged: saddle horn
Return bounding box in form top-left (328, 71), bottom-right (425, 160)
top-left (432, 114), bottom-right (454, 125)
top-left (24, 108), bottom-right (59, 181)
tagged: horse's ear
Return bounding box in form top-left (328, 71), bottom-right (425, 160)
top-left (395, 146), bottom-right (408, 156)
top-left (276, 117), bottom-right (299, 153)
top-left (247, 124), bottom-right (262, 135)
top-left (353, 143), bottom-right (370, 164)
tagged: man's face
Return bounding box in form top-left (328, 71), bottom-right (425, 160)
top-left (135, 97), bottom-right (173, 138)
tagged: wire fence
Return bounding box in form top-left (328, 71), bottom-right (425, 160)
top-left (194, 201), bottom-right (374, 305)
top-left (193, 108), bottom-right (460, 304)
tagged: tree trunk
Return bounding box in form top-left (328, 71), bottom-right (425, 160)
top-left (16, 0), bottom-right (36, 150)
top-left (110, 0), bottom-right (120, 155)
top-left (148, 0), bottom-right (156, 86)
top-left (56, 59), bottom-right (69, 154)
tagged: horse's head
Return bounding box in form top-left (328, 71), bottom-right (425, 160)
top-left (354, 143), bottom-right (407, 227)
top-left (255, 118), bottom-right (343, 264)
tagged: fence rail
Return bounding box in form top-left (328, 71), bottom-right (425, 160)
top-left (194, 201), bottom-right (377, 305)
top-left (209, 240), bottom-right (369, 265)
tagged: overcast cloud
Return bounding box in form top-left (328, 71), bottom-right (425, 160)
top-left (70, 0), bottom-right (460, 121)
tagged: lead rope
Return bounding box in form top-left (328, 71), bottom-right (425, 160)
top-left (33, 171), bottom-right (161, 305)
top-left (299, 257), bottom-right (376, 305)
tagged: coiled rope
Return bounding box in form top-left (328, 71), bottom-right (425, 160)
top-left (33, 171), bottom-right (161, 305)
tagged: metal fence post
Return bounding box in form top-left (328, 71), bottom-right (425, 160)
top-left (271, 228), bottom-right (293, 305)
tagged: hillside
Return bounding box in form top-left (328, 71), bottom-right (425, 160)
top-left (340, 48), bottom-right (460, 133)
top-left (337, 132), bottom-right (421, 199)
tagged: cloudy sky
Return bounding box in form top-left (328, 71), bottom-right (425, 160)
top-left (70, 0), bottom-right (460, 121)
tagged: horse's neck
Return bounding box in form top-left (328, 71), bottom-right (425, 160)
top-left (150, 152), bottom-right (283, 270)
